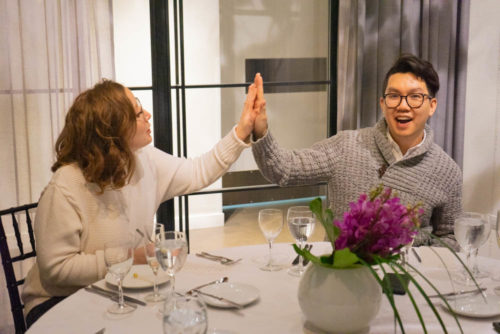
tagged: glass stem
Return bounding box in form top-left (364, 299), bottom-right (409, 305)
top-left (472, 248), bottom-right (479, 274)
top-left (153, 272), bottom-right (159, 296)
top-left (169, 272), bottom-right (175, 296)
top-left (118, 279), bottom-right (124, 309)
top-left (464, 249), bottom-right (472, 279)
top-left (298, 241), bottom-right (305, 269)
top-left (268, 240), bottom-right (273, 266)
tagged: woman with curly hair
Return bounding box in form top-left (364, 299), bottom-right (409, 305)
top-left (22, 77), bottom-right (262, 326)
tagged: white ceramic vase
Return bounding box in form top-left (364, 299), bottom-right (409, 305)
top-left (298, 263), bottom-right (382, 334)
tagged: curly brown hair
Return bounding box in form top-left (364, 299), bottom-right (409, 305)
top-left (52, 79), bottom-right (137, 192)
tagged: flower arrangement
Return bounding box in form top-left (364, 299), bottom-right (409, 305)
top-left (294, 185), bottom-right (481, 333)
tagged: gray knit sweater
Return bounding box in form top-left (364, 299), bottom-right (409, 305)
top-left (252, 119), bottom-right (462, 248)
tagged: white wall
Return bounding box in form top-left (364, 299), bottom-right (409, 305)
top-left (463, 0), bottom-right (500, 258)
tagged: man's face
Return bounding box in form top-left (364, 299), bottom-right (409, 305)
top-left (380, 72), bottom-right (437, 151)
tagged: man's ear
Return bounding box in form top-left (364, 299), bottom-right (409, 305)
top-left (428, 97), bottom-right (437, 117)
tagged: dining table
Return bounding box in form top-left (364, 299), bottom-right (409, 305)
top-left (26, 242), bottom-right (500, 334)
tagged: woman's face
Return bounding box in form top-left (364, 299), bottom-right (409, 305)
top-left (125, 88), bottom-right (152, 151)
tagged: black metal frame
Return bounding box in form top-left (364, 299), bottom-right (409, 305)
top-left (141, 0), bottom-right (338, 239)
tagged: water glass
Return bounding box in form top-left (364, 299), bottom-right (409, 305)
top-left (163, 294), bottom-right (208, 334)
top-left (454, 212), bottom-right (489, 285)
top-left (287, 206), bottom-right (316, 277)
top-left (156, 231), bottom-right (188, 296)
top-left (492, 211), bottom-right (500, 281)
top-left (104, 237), bottom-right (135, 314)
top-left (258, 208), bottom-right (284, 271)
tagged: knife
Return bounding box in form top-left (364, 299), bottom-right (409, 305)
top-left (193, 289), bottom-right (244, 309)
top-left (86, 285), bottom-right (147, 306)
top-left (428, 287), bottom-right (487, 299)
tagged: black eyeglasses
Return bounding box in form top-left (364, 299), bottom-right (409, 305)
top-left (383, 93), bottom-right (432, 109)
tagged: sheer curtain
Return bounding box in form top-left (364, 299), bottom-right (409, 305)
top-left (0, 0), bottom-right (114, 332)
top-left (337, 0), bottom-right (469, 166)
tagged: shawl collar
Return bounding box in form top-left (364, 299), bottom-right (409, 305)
top-left (374, 118), bottom-right (434, 165)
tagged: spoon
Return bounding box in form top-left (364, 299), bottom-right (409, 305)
top-left (186, 277), bottom-right (229, 295)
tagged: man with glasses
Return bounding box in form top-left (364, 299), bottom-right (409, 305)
top-left (251, 54), bottom-right (461, 248)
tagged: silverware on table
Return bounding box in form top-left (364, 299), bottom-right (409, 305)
top-left (186, 277), bottom-right (228, 295)
top-left (193, 289), bottom-right (244, 309)
top-left (94, 328), bottom-right (106, 334)
top-left (196, 252), bottom-right (241, 265)
top-left (428, 287), bottom-right (487, 299)
top-left (292, 244), bottom-right (312, 265)
top-left (85, 285), bottom-right (147, 306)
top-left (411, 248), bottom-right (422, 263)
top-left (302, 244), bottom-right (314, 266)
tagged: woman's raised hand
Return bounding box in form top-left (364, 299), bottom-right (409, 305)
top-left (235, 79), bottom-right (259, 142)
top-left (252, 73), bottom-right (268, 140)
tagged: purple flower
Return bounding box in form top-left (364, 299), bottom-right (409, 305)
top-left (333, 187), bottom-right (421, 261)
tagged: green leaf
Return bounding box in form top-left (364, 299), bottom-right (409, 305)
top-left (332, 248), bottom-right (360, 268)
top-left (309, 198), bottom-right (337, 249)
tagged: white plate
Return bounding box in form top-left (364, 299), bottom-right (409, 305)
top-left (105, 264), bottom-right (170, 289)
top-left (199, 282), bottom-right (259, 308)
top-left (443, 294), bottom-right (500, 318)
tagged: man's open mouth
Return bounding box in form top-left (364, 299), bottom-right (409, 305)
top-left (396, 117), bottom-right (412, 124)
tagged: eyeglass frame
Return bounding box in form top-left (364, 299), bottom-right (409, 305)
top-left (382, 93), bottom-right (433, 109)
top-left (134, 97), bottom-right (145, 119)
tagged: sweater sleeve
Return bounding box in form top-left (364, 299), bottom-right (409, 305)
top-left (251, 130), bottom-right (335, 186)
top-left (35, 185), bottom-right (106, 290)
top-left (151, 126), bottom-right (250, 202)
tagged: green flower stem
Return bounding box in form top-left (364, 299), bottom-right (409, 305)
top-left (363, 257), bottom-right (405, 334)
top-left (426, 232), bottom-right (485, 302)
top-left (406, 262), bottom-right (463, 334)
top-left (387, 262), bottom-right (427, 333)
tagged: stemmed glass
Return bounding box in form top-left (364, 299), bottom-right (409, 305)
top-left (492, 211), bottom-right (500, 281)
top-left (287, 206), bottom-right (316, 277)
top-left (104, 237), bottom-right (135, 314)
top-left (156, 231), bottom-right (188, 297)
top-left (142, 223), bottom-right (166, 302)
top-left (163, 294), bottom-right (207, 334)
top-left (453, 212), bottom-right (489, 285)
top-left (258, 208), bottom-right (284, 271)
top-left (400, 237), bottom-right (416, 272)
top-left (470, 214), bottom-right (493, 279)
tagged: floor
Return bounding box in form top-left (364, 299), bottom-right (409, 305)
top-left (189, 205), bottom-right (326, 254)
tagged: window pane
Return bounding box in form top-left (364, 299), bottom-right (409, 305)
top-left (180, 0), bottom-right (329, 85)
top-left (113, 0), bottom-right (152, 87)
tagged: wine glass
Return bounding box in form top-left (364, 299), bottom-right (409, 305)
top-left (142, 223), bottom-right (166, 302)
top-left (453, 212), bottom-right (489, 285)
top-left (492, 211), bottom-right (500, 281)
top-left (400, 237), bottom-right (416, 272)
top-left (104, 237), bottom-right (135, 314)
top-left (287, 206), bottom-right (316, 277)
top-left (163, 294), bottom-right (207, 334)
top-left (470, 214), bottom-right (493, 279)
top-left (156, 231), bottom-right (188, 297)
top-left (258, 208), bottom-right (284, 271)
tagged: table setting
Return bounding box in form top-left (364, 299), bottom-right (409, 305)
top-left (26, 197), bottom-right (500, 334)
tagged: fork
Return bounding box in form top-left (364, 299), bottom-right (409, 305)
top-left (196, 252), bottom-right (242, 265)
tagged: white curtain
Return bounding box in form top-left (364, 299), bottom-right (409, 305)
top-left (0, 0), bottom-right (115, 332)
top-left (337, 0), bottom-right (469, 167)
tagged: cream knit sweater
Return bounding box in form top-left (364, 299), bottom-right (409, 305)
top-left (22, 127), bottom-right (249, 314)
top-left (252, 119), bottom-right (462, 248)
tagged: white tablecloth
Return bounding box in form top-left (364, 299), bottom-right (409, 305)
top-left (27, 242), bottom-right (500, 333)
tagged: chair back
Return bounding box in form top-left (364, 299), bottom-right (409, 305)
top-left (0, 203), bottom-right (37, 334)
